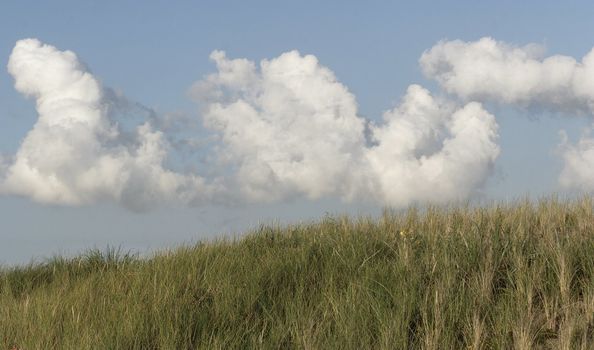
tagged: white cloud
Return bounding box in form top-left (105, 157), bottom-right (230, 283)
top-left (192, 50), bottom-right (368, 202)
top-left (558, 127), bottom-right (594, 191)
top-left (366, 85), bottom-right (500, 207)
top-left (0, 38), bottom-right (501, 210)
top-left (421, 37), bottom-right (594, 193)
top-left (2, 38), bottom-right (212, 211)
top-left (420, 37), bottom-right (594, 113)
top-left (192, 51), bottom-right (500, 207)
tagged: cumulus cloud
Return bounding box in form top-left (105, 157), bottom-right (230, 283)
top-left (0, 38), bottom-right (501, 210)
top-left (420, 37), bottom-right (594, 113)
top-left (366, 85), bottom-right (499, 207)
top-left (1, 38), bottom-right (212, 211)
top-left (558, 127), bottom-right (594, 191)
top-left (421, 37), bottom-right (594, 193)
top-left (191, 51), bottom-right (499, 206)
top-left (192, 50), bottom-right (369, 202)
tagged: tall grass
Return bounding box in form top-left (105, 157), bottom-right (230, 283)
top-left (1, 197), bottom-right (594, 349)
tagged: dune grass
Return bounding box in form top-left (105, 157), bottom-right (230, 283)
top-left (2, 197), bottom-right (594, 349)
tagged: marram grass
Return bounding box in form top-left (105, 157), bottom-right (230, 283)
top-left (2, 198), bottom-right (594, 349)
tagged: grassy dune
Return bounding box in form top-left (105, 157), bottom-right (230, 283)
top-left (2, 198), bottom-right (594, 349)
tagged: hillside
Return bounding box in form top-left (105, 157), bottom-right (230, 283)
top-left (2, 198), bottom-right (594, 349)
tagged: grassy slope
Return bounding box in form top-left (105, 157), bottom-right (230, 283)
top-left (2, 198), bottom-right (594, 349)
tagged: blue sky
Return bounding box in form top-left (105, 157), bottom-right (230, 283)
top-left (1, 1), bottom-right (594, 265)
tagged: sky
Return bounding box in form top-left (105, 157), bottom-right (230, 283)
top-left (2, 1), bottom-right (594, 265)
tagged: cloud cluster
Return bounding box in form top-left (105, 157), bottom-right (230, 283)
top-left (1, 39), bottom-right (211, 211)
top-left (1, 38), bottom-right (501, 210)
top-left (9, 36), bottom-right (594, 208)
top-left (421, 37), bottom-right (594, 192)
top-left (193, 52), bottom-right (499, 205)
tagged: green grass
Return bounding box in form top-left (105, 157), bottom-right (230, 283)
top-left (2, 197), bottom-right (594, 349)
